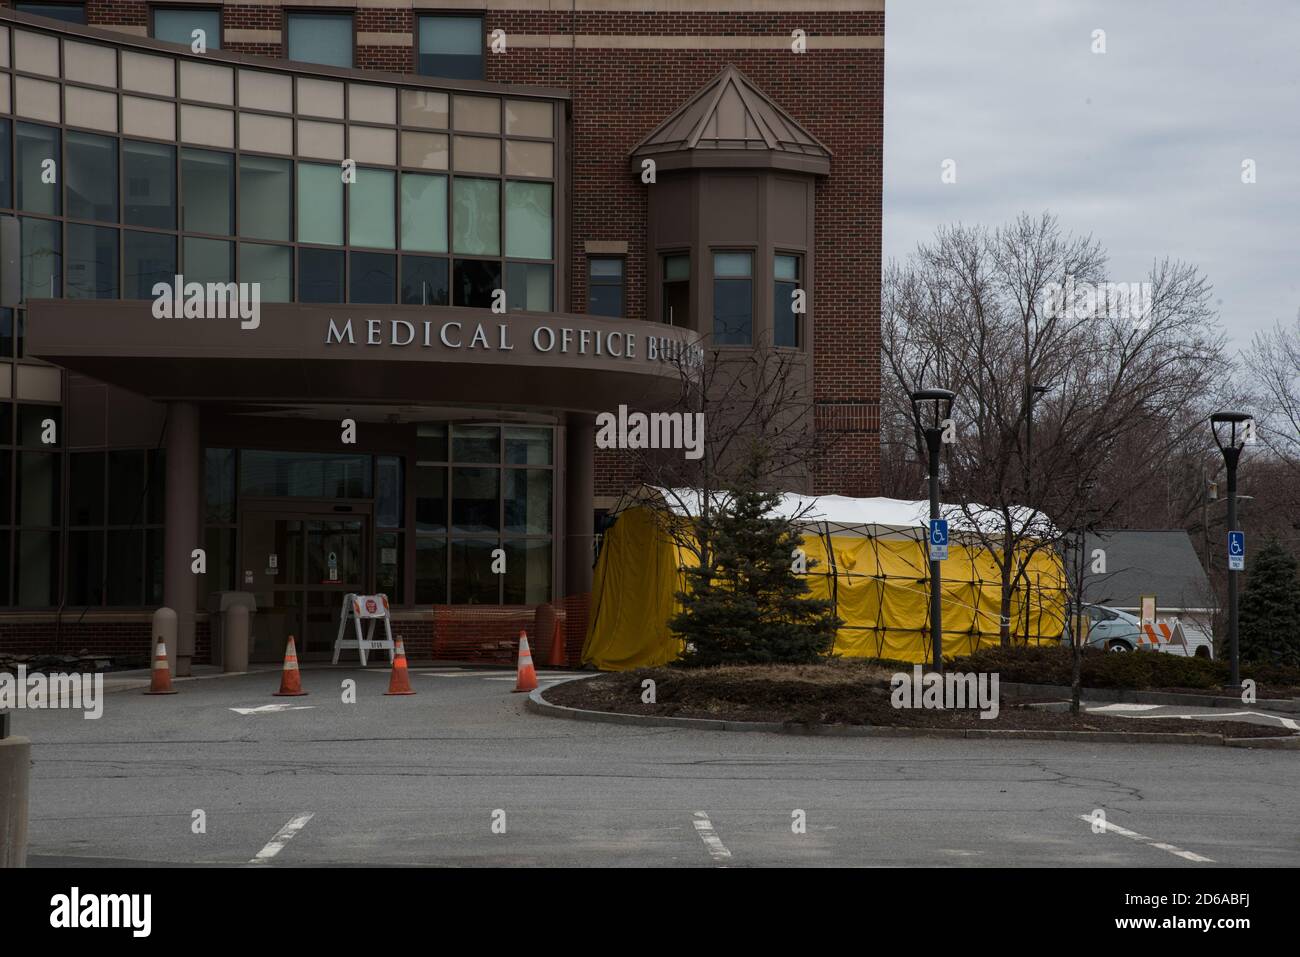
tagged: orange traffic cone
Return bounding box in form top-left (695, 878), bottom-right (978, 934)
top-left (513, 630), bottom-right (538, 693)
top-left (385, 638), bottom-right (416, 695)
top-left (143, 638), bottom-right (178, 695)
top-left (548, 618), bottom-right (567, 668)
top-left (273, 636), bottom-right (308, 696)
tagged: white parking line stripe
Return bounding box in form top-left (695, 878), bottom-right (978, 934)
top-left (1098, 709), bottom-right (1300, 730)
top-left (692, 811), bottom-right (732, 863)
top-left (250, 813), bottom-right (315, 864)
top-left (1077, 815), bottom-right (1214, 863)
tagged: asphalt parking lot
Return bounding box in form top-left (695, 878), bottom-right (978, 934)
top-left (13, 665), bottom-right (1300, 867)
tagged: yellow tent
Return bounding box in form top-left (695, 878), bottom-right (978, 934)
top-left (582, 491), bottom-right (1068, 670)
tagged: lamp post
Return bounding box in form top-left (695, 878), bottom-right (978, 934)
top-left (1023, 383), bottom-right (1049, 644)
top-left (1209, 411), bottom-right (1253, 689)
top-left (911, 388), bottom-right (956, 673)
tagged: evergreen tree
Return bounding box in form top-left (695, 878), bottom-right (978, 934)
top-left (668, 468), bottom-right (842, 667)
top-left (1238, 537), bottom-right (1300, 666)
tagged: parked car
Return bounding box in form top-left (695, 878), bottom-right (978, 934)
top-left (1066, 604), bottom-right (1214, 658)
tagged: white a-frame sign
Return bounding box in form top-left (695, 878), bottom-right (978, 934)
top-left (332, 593), bottom-right (396, 666)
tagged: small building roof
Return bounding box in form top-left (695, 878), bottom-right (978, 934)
top-left (630, 65), bottom-right (831, 175)
top-left (1081, 529), bottom-right (1214, 611)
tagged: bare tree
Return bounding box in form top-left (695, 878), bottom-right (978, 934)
top-left (882, 212), bottom-right (1228, 646)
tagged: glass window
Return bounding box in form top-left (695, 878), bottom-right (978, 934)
top-left (0, 120), bottom-right (12, 210)
top-left (123, 141), bottom-right (177, 229)
top-left (66, 530), bottom-right (104, 606)
top-left (375, 530), bottom-right (403, 604)
top-left (588, 258), bottom-right (623, 318)
top-left (17, 451), bottom-right (60, 526)
top-left (239, 243), bottom-right (291, 302)
top-left (108, 450), bottom-right (145, 525)
top-left (183, 237), bottom-right (233, 285)
top-left (505, 427), bottom-right (552, 465)
top-left (350, 168), bottom-right (395, 249)
top-left (67, 131), bottom-right (117, 222)
top-left (106, 530), bottom-right (143, 605)
top-left (450, 539), bottom-right (497, 603)
top-left (17, 531), bottom-right (59, 607)
top-left (18, 405), bottom-right (60, 447)
top-left (124, 231), bottom-right (177, 300)
top-left (401, 256), bottom-right (450, 305)
top-left (451, 178), bottom-right (499, 256)
top-left (662, 253), bottom-right (689, 325)
top-left (415, 536), bottom-right (447, 604)
top-left (775, 254), bottom-right (802, 348)
top-left (452, 426), bottom-right (499, 463)
top-left (66, 224), bottom-right (118, 299)
top-left (204, 447), bottom-right (236, 523)
top-left (297, 162), bottom-right (343, 246)
top-left (69, 452), bottom-right (105, 526)
top-left (239, 450), bottom-right (372, 498)
top-left (182, 148), bottom-right (234, 235)
top-left (15, 3), bottom-right (84, 23)
top-left (503, 539), bottom-right (550, 605)
top-left (453, 259), bottom-right (500, 309)
top-left (415, 466), bottom-right (446, 533)
top-left (417, 424), bottom-right (447, 462)
top-left (400, 173), bottom-right (448, 253)
top-left (154, 8), bottom-right (222, 50)
top-left (20, 217), bottom-right (61, 301)
top-left (376, 456), bottom-right (403, 528)
top-left (417, 16), bottom-right (483, 80)
top-left (351, 252), bottom-right (395, 304)
top-left (0, 309), bottom-right (18, 359)
top-left (147, 449), bottom-right (166, 525)
top-left (16, 123), bottom-right (60, 215)
top-left (505, 181), bottom-right (551, 260)
top-left (506, 262), bottom-right (551, 312)
top-left (287, 12), bottom-right (354, 69)
top-left (713, 251), bottom-right (753, 345)
top-left (504, 469), bottom-right (551, 535)
top-left (299, 247), bottom-right (344, 303)
top-left (239, 155), bottom-right (291, 242)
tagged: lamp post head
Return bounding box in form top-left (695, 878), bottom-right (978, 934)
top-left (1209, 410), bottom-right (1252, 464)
top-left (910, 388), bottom-right (956, 431)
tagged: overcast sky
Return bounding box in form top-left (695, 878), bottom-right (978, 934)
top-left (883, 0), bottom-right (1300, 355)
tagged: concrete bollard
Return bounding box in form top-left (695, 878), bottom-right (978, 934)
top-left (0, 725), bottom-right (30, 868)
top-left (152, 607), bottom-right (178, 678)
top-left (224, 604), bottom-right (250, 674)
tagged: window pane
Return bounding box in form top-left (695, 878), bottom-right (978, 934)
top-left (415, 465), bottom-right (446, 533)
top-left (418, 16), bottom-right (483, 80)
top-left (504, 468), bottom-right (551, 535)
top-left (145, 528), bottom-right (164, 605)
top-left (66, 530), bottom-right (104, 606)
top-left (183, 237), bottom-right (233, 285)
top-left (123, 140), bottom-right (177, 229)
top-left (414, 536), bottom-right (447, 604)
top-left (0, 120), bottom-right (12, 210)
top-left (505, 426), bottom-right (552, 465)
top-left (16, 3), bottom-right (86, 24)
top-left (400, 173), bottom-right (448, 253)
top-left (452, 425), bottom-right (498, 463)
top-left (239, 243), bottom-right (291, 302)
top-left (351, 251), bottom-right (395, 304)
top-left (664, 254), bottom-right (689, 281)
top-left (66, 224), bottom-right (118, 299)
top-left (17, 123), bottom-right (60, 215)
top-left (18, 405), bottom-right (60, 447)
top-left (506, 262), bottom-right (551, 312)
top-left (714, 252), bottom-right (752, 278)
top-left (589, 282), bottom-right (622, 318)
top-left (18, 451), bottom-right (60, 526)
top-left (106, 529), bottom-right (143, 605)
top-left (591, 258), bottom-right (622, 280)
top-left (124, 231), bottom-right (177, 300)
top-left (450, 539), bottom-right (497, 603)
top-left (663, 254), bottom-right (689, 325)
top-left (452, 259), bottom-right (500, 308)
top-left (775, 279), bottom-right (799, 347)
top-left (287, 13), bottom-right (354, 69)
top-left (417, 424), bottom-right (447, 462)
top-left (376, 531), bottom-right (403, 604)
top-left (377, 456), bottom-right (403, 528)
top-left (204, 447), bottom-right (236, 523)
top-left (20, 217), bottom-right (61, 301)
top-left (299, 247), bottom-right (344, 303)
top-left (775, 254), bottom-right (799, 281)
top-left (345, 168), bottom-right (394, 249)
top-left (108, 449), bottom-right (145, 525)
top-left (401, 256), bottom-right (449, 305)
top-left (713, 252), bottom-right (753, 345)
top-left (17, 531), bottom-right (59, 607)
top-left (147, 449), bottom-right (166, 524)
top-left (182, 148), bottom-right (234, 235)
top-left (503, 539), bottom-right (550, 605)
top-left (505, 181), bottom-right (551, 260)
top-left (451, 467), bottom-right (499, 533)
top-left (297, 162), bottom-right (343, 245)
top-left (67, 131), bottom-right (117, 222)
top-left (69, 451), bottom-right (105, 526)
top-left (451, 177), bottom-right (499, 256)
top-left (155, 9), bottom-right (221, 49)
top-left (239, 450), bottom-right (371, 498)
top-left (239, 155), bottom-right (291, 242)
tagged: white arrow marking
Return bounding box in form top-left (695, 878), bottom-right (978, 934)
top-left (229, 704), bottom-right (316, 715)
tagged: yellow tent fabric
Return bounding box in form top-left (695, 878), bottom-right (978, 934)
top-left (581, 504), bottom-right (1068, 670)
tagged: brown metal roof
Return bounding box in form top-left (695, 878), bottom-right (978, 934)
top-left (630, 65), bottom-right (831, 175)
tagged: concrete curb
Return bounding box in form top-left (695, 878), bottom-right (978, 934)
top-left (526, 681), bottom-right (1298, 748)
top-left (1001, 681), bottom-right (1300, 713)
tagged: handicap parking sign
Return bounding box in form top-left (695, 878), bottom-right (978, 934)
top-left (929, 519), bottom-right (949, 561)
top-left (1228, 530), bottom-right (1245, 571)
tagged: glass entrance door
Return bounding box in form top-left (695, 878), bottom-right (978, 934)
top-left (241, 510), bottom-right (369, 661)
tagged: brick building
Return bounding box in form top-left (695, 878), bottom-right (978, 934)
top-left (0, 1), bottom-right (882, 666)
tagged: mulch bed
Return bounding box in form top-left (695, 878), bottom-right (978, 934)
top-left (546, 662), bottom-right (1291, 738)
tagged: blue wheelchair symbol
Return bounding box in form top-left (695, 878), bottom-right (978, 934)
top-left (930, 520), bottom-right (948, 545)
top-left (1228, 531), bottom-right (1244, 556)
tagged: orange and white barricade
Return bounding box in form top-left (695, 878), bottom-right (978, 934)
top-left (331, 593), bottom-right (396, 666)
